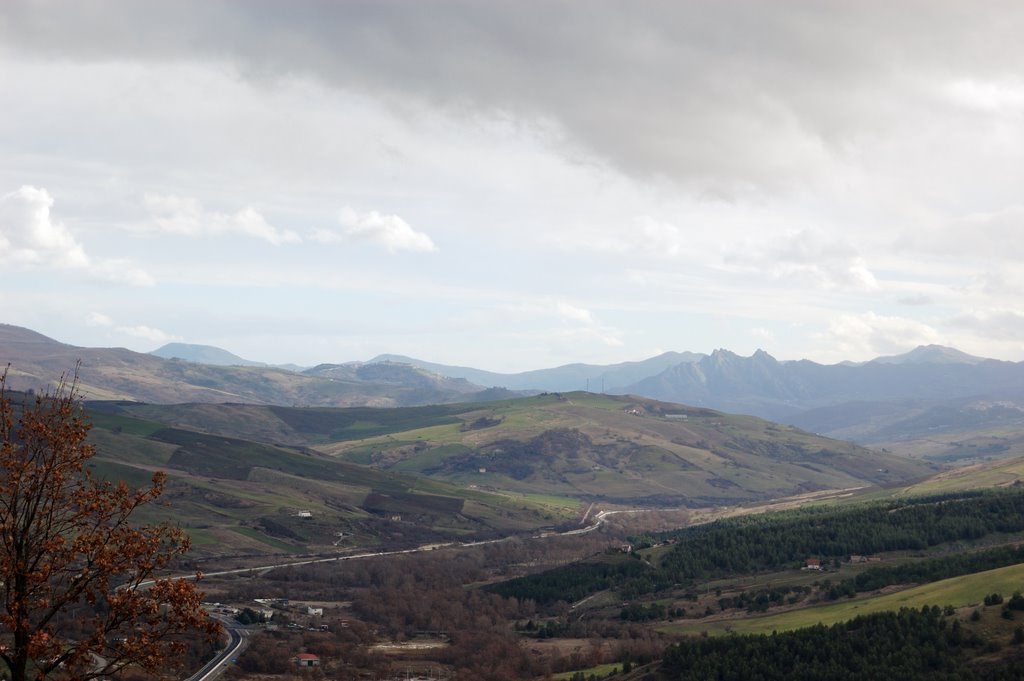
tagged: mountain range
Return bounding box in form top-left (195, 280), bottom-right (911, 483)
top-left (0, 324), bottom-right (512, 407)
top-left (5, 324), bottom-right (1024, 452)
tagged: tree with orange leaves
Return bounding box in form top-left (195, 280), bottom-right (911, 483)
top-left (0, 368), bottom-right (221, 681)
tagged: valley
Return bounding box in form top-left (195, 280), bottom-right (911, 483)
top-left (7, 328), bottom-right (1024, 679)
top-left (8, 6), bottom-right (1023, 680)
top-left (70, 389), bottom-right (1024, 680)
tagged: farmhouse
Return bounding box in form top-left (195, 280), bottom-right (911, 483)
top-left (294, 653), bottom-right (320, 667)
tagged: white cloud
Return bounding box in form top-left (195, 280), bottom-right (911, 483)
top-left (725, 229), bottom-right (878, 291)
top-left (0, 185), bottom-right (154, 285)
top-left (116, 324), bottom-right (178, 344)
top-left (943, 78), bottom-right (1024, 114)
top-left (633, 216), bottom-right (684, 257)
top-left (555, 302), bottom-right (594, 325)
top-left (547, 301), bottom-right (623, 347)
top-left (948, 308), bottom-right (1024, 340)
top-left (84, 311), bottom-right (178, 344)
top-left (819, 311), bottom-right (940, 358)
top-left (932, 206), bottom-right (1024, 260)
top-left (91, 259), bottom-right (155, 287)
top-left (0, 185), bottom-right (89, 267)
top-left (144, 193), bottom-right (300, 245)
top-left (87, 312), bottom-right (113, 327)
top-left (314, 206), bottom-right (437, 253)
top-left (898, 293), bottom-right (933, 306)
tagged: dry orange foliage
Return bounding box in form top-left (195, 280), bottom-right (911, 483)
top-left (0, 367), bottom-right (221, 681)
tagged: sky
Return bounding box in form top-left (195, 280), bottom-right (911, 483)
top-left (2, 1), bottom-right (1024, 372)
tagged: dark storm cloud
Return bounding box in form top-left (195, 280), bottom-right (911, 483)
top-left (4, 1), bottom-right (1023, 192)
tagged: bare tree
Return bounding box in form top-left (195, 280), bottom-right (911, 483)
top-left (0, 368), bottom-right (221, 681)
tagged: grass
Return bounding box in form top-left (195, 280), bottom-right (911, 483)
top-left (230, 527), bottom-right (304, 553)
top-left (390, 443), bottom-right (473, 472)
top-left (85, 410), bottom-right (166, 437)
top-left (553, 662), bottom-right (622, 679)
top-left (85, 459), bottom-right (163, 488)
top-left (515, 492), bottom-right (583, 510)
top-left (184, 528), bottom-right (220, 546)
top-left (660, 562), bottom-right (1024, 637)
top-left (897, 457), bottom-right (1024, 496)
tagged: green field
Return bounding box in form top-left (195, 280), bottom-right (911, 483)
top-left (661, 563), bottom-right (1024, 636)
top-left (553, 662), bottom-right (622, 679)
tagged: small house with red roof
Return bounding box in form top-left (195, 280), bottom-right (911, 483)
top-left (294, 653), bottom-right (320, 667)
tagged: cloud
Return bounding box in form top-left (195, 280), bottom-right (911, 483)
top-left (313, 206), bottom-right (437, 253)
top-left (85, 312), bottom-right (179, 344)
top-left (91, 259), bottom-right (156, 287)
top-left (87, 312), bottom-right (113, 327)
top-left (116, 324), bottom-right (178, 343)
top-left (545, 301), bottom-right (623, 347)
top-left (0, 185), bottom-right (154, 285)
top-left (898, 293), bottom-right (933, 306)
top-left (628, 216), bottom-right (685, 257)
top-left (144, 193), bottom-right (300, 245)
top-left (725, 229), bottom-right (878, 290)
top-left (497, 299), bottom-right (623, 348)
top-left (943, 78), bottom-right (1024, 114)
top-left (819, 311), bottom-right (940, 358)
top-left (920, 205), bottom-right (1024, 261)
top-left (555, 302), bottom-right (594, 325)
top-left (0, 185), bottom-right (89, 267)
top-left (6, 2), bottom-right (1022, 194)
top-left (557, 216), bottom-right (688, 259)
top-left (948, 309), bottom-right (1024, 340)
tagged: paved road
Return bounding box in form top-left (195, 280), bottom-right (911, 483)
top-left (173, 505), bottom-right (677, 680)
top-left (155, 510), bottom-right (618, 590)
top-left (186, 620), bottom-right (248, 681)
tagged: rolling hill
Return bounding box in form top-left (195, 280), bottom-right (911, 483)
top-left (366, 350), bottom-right (705, 392)
top-left (79, 398), bottom-right (580, 561)
top-left (0, 324), bottom-right (511, 407)
top-left (150, 342), bottom-right (269, 367)
top-left (102, 392), bottom-right (934, 509)
top-left (10, 323), bottom-right (1024, 468)
top-left (624, 347), bottom-right (1024, 421)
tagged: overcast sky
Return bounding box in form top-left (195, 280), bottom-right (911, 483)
top-left (2, 1), bottom-right (1024, 371)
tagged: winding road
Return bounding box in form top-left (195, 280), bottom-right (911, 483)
top-left (185, 619), bottom-right (249, 681)
top-left (176, 506), bottom-right (674, 680)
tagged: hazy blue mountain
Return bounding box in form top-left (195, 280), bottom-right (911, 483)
top-left (869, 344), bottom-right (987, 366)
top-left (0, 324), bottom-right (507, 407)
top-left (366, 351), bottom-right (705, 392)
top-left (624, 346), bottom-right (1024, 421)
top-left (150, 342), bottom-right (267, 367)
top-left (790, 392), bottom-right (1024, 445)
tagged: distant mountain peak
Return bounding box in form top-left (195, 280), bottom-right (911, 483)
top-left (870, 345), bottom-right (986, 366)
top-left (0, 324), bottom-right (67, 346)
top-left (150, 342), bottom-right (266, 368)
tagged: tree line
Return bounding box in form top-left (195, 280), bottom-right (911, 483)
top-left (661, 606), bottom-right (1024, 680)
top-left (488, 490), bottom-right (1024, 607)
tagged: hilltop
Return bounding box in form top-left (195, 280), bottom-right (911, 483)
top-left (0, 324), bottom-right (512, 407)
top-left (104, 392), bottom-right (933, 509)
top-left (8, 324), bottom-right (1024, 465)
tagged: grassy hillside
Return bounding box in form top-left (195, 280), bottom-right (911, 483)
top-left (70, 391), bottom-right (944, 568)
top-left (661, 562), bottom-right (1024, 636)
top-left (0, 324), bottom-right (511, 407)
top-left (82, 406), bottom-right (579, 563)
top-left (312, 392), bottom-right (933, 505)
top-left (99, 392), bottom-right (934, 507)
